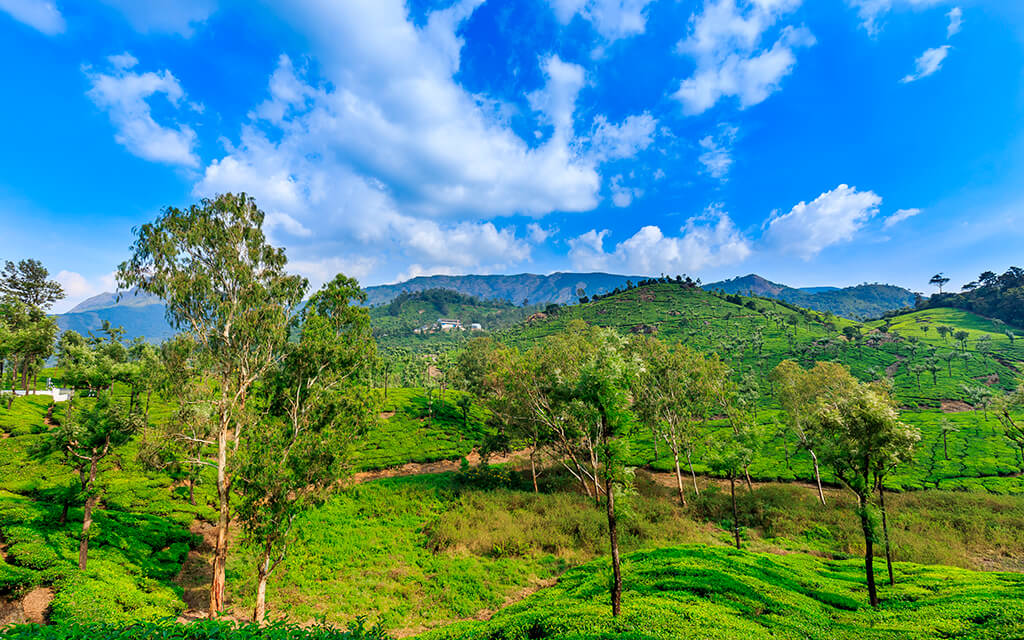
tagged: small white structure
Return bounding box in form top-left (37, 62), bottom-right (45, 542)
top-left (436, 318), bottom-right (463, 331)
top-left (470, 323), bottom-right (483, 331)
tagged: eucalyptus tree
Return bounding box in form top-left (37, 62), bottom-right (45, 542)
top-left (32, 392), bottom-right (143, 569)
top-left (237, 274), bottom-right (379, 624)
top-left (939, 418), bottom-right (959, 460)
top-left (707, 414), bottom-right (760, 549)
top-left (117, 193), bottom-right (307, 616)
top-left (810, 375), bottom-right (919, 606)
top-left (771, 359), bottom-right (850, 505)
top-left (633, 338), bottom-right (728, 505)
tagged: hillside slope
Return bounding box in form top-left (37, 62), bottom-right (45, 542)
top-left (419, 545), bottom-right (1024, 640)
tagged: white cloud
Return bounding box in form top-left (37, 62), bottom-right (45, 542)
top-left (84, 53), bottom-right (199, 167)
top-left (882, 207), bottom-right (922, 228)
top-left (53, 270), bottom-right (118, 313)
top-left (609, 174), bottom-right (643, 208)
top-left (698, 124), bottom-right (738, 180)
top-left (846, 0), bottom-right (945, 36)
top-left (763, 184), bottom-right (882, 258)
top-left (900, 45), bottom-right (950, 83)
top-left (673, 0), bottom-right (815, 115)
top-left (569, 210), bottom-right (752, 275)
top-left (289, 256), bottom-right (376, 290)
top-left (527, 223), bottom-right (557, 244)
top-left (190, 0), bottom-right (661, 285)
top-left (568, 229), bottom-right (612, 271)
top-left (587, 113), bottom-right (657, 162)
top-left (0, 0), bottom-right (64, 35)
top-left (547, 0), bottom-right (656, 41)
top-left (946, 6), bottom-right (962, 38)
top-left (99, 0), bottom-right (217, 36)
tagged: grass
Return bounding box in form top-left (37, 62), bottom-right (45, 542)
top-left (416, 545), bottom-right (1024, 640)
top-left (0, 619), bottom-right (389, 639)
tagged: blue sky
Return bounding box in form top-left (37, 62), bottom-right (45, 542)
top-left (1, 0), bottom-right (1023, 312)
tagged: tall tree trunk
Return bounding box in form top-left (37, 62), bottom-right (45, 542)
top-left (144, 390), bottom-right (152, 424)
top-left (810, 449), bottom-right (826, 505)
top-left (858, 493), bottom-right (879, 607)
top-left (78, 456), bottom-right (100, 570)
top-left (686, 448), bottom-right (700, 496)
top-left (604, 465), bottom-right (622, 617)
top-left (210, 423), bottom-right (231, 617)
top-left (601, 415), bottom-right (622, 617)
top-left (878, 482), bottom-right (895, 587)
top-left (530, 449), bottom-right (539, 494)
top-left (744, 466), bottom-right (753, 492)
top-left (253, 544), bottom-right (271, 624)
top-left (730, 474), bottom-right (740, 549)
top-left (670, 435), bottom-right (686, 506)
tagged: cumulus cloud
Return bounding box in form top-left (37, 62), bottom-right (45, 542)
top-left (0, 0), bottom-right (64, 35)
top-left (946, 6), bottom-right (962, 38)
top-left (673, 0), bottom-right (815, 115)
top-left (99, 0), bottom-right (217, 36)
top-left (587, 113), bottom-right (657, 162)
top-left (191, 0), bottom-right (657, 284)
top-left (763, 184), bottom-right (882, 258)
top-left (698, 124), bottom-right (738, 180)
top-left (84, 53), bottom-right (199, 167)
top-left (609, 174), bottom-right (644, 208)
top-left (900, 45), bottom-right (950, 83)
top-left (547, 0), bottom-right (656, 42)
top-left (527, 223), bottom-right (557, 244)
top-left (882, 207), bottom-right (922, 228)
top-left (569, 210), bottom-right (751, 274)
top-left (846, 0), bottom-right (945, 36)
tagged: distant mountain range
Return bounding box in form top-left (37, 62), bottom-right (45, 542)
top-left (703, 274), bottom-right (917, 320)
top-left (54, 272), bottom-right (917, 342)
top-left (362, 272), bottom-right (642, 307)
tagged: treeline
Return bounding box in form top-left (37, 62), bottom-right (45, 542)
top-left (578, 274), bottom-right (699, 304)
top-left (921, 266), bottom-right (1024, 327)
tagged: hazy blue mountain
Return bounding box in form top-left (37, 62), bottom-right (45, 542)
top-left (363, 272), bottom-right (644, 307)
top-left (56, 304), bottom-right (175, 343)
top-left (68, 288), bottom-right (162, 313)
top-left (703, 274), bottom-right (916, 319)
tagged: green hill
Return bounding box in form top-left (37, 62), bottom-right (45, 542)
top-left (418, 545), bottom-right (1024, 640)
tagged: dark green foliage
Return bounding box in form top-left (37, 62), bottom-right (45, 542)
top-left (0, 619), bottom-right (390, 639)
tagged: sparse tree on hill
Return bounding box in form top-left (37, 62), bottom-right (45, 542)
top-left (936, 325), bottom-right (952, 342)
top-left (929, 273), bottom-right (950, 294)
top-left (939, 419), bottom-right (958, 460)
top-left (707, 414), bottom-right (760, 549)
top-left (811, 375), bottom-right (919, 606)
top-left (33, 392), bottom-right (143, 570)
top-left (117, 193), bottom-right (307, 616)
top-left (954, 330), bottom-right (970, 353)
top-left (994, 384), bottom-right (1024, 462)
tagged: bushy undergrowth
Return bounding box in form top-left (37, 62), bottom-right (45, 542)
top-left (418, 545), bottom-right (1024, 640)
top-left (0, 619), bottom-right (390, 639)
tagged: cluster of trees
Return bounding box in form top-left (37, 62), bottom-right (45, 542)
top-left (458, 323), bottom-right (919, 613)
top-left (924, 267), bottom-right (1024, 327)
top-left (111, 194), bottom-right (381, 622)
top-left (9, 195), bottom-right (380, 623)
top-left (578, 274), bottom-right (700, 304)
top-left (0, 259), bottom-right (64, 400)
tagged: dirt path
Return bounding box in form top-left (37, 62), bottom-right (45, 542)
top-left (174, 520), bottom-right (226, 622)
top-left (350, 448), bottom-right (534, 483)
